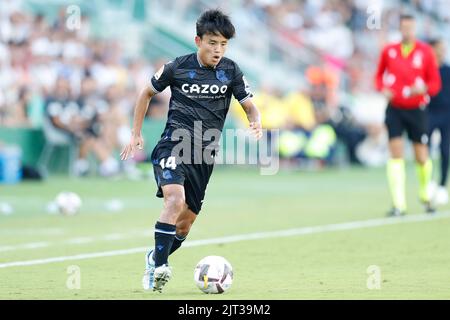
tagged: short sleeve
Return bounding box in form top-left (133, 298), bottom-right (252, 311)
top-left (231, 64), bottom-right (253, 104)
top-left (150, 61), bottom-right (175, 94)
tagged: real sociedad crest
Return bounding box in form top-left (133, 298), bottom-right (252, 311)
top-left (216, 70), bottom-right (228, 83)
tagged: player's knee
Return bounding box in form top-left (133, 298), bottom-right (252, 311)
top-left (164, 194), bottom-right (186, 213)
top-left (415, 150), bottom-right (428, 165)
top-left (415, 152), bottom-right (428, 165)
top-left (389, 138), bottom-right (403, 158)
top-left (390, 147), bottom-right (403, 159)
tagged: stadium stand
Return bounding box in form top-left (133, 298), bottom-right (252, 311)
top-left (1, 0), bottom-right (449, 176)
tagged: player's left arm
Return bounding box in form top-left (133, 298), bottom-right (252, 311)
top-left (240, 98), bottom-right (262, 140)
top-left (231, 63), bottom-right (262, 140)
top-left (423, 46), bottom-right (442, 97)
top-left (410, 47), bottom-right (442, 97)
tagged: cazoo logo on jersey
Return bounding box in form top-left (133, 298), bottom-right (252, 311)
top-left (181, 83), bottom-right (228, 94)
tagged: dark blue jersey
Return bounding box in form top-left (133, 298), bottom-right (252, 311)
top-left (150, 53), bottom-right (252, 148)
top-left (428, 63), bottom-right (450, 116)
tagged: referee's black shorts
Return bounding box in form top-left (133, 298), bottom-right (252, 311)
top-left (385, 103), bottom-right (429, 144)
top-left (150, 140), bottom-right (215, 215)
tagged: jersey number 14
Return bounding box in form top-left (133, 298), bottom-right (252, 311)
top-left (160, 156), bottom-right (177, 170)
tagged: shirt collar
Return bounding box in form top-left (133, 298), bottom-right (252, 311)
top-left (196, 52), bottom-right (217, 69)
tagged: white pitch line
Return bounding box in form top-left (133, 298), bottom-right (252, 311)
top-left (1, 211), bottom-right (450, 269)
top-left (0, 243), bottom-right (47, 253)
top-left (0, 228), bottom-right (65, 236)
top-left (20, 242), bottom-right (50, 249)
top-left (100, 233), bottom-right (126, 241)
top-left (65, 238), bottom-right (93, 245)
top-left (0, 230), bottom-right (152, 253)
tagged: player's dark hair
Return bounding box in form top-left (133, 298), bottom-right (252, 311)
top-left (400, 14), bottom-right (415, 22)
top-left (196, 9), bottom-right (235, 39)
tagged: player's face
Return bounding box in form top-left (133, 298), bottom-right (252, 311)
top-left (195, 33), bottom-right (228, 67)
top-left (400, 19), bottom-right (416, 43)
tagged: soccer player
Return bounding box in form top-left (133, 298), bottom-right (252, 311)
top-left (120, 10), bottom-right (262, 292)
top-left (374, 14), bottom-right (441, 216)
top-left (427, 39), bottom-right (450, 204)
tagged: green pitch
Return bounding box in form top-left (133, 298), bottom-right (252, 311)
top-left (1, 166), bottom-right (450, 299)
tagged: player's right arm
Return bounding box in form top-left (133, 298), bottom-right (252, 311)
top-left (374, 46), bottom-right (393, 100)
top-left (120, 61), bottom-right (175, 161)
top-left (120, 86), bottom-right (156, 161)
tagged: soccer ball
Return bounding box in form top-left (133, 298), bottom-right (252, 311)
top-left (55, 191), bottom-right (82, 216)
top-left (194, 256), bottom-right (233, 294)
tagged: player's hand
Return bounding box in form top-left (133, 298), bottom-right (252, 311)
top-left (120, 134), bottom-right (144, 161)
top-left (409, 83), bottom-right (427, 96)
top-left (382, 88), bottom-right (393, 100)
top-left (249, 121), bottom-right (263, 140)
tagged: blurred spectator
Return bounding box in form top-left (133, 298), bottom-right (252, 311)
top-left (283, 86), bottom-right (316, 131)
top-left (231, 84), bottom-right (287, 130)
top-left (279, 84), bottom-right (337, 165)
top-left (1, 0), bottom-right (450, 173)
top-left (231, 84), bottom-right (337, 166)
top-left (44, 77), bottom-right (119, 176)
top-left (307, 71), bottom-right (366, 165)
top-left (306, 64), bottom-right (339, 111)
top-left (0, 4), bottom-right (161, 176)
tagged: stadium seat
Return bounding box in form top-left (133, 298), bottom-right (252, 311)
top-left (37, 116), bottom-right (79, 177)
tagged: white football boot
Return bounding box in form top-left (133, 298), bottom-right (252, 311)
top-left (142, 249), bottom-right (155, 290)
top-left (434, 186), bottom-right (449, 205)
top-left (153, 264), bottom-right (172, 293)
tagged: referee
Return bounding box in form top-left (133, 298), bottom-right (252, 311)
top-left (374, 14), bottom-right (441, 216)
